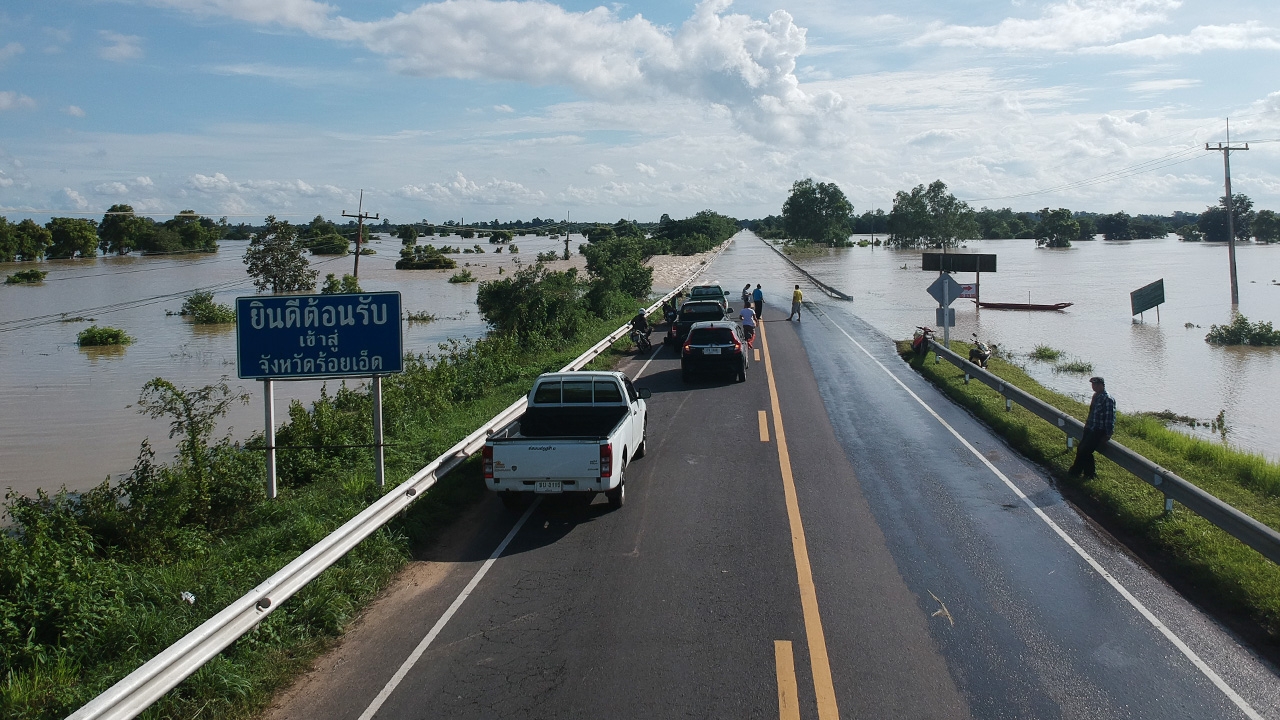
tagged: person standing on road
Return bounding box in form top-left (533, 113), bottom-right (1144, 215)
top-left (752, 284), bottom-right (764, 320)
top-left (741, 283), bottom-right (752, 311)
top-left (1068, 376), bottom-right (1115, 479)
top-left (738, 302), bottom-right (756, 347)
top-left (788, 284), bottom-right (803, 321)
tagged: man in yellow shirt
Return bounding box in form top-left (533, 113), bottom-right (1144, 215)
top-left (788, 284), bottom-right (803, 321)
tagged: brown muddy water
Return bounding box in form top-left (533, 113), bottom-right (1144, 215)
top-left (781, 233), bottom-right (1279, 462)
top-left (0, 234), bottom-right (584, 498)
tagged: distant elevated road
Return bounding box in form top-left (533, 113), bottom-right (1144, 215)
top-left (267, 238), bottom-right (1278, 720)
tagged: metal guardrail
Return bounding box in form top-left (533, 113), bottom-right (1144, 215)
top-left (927, 340), bottom-right (1280, 566)
top-left (69, 242), bottom-right (730, 720)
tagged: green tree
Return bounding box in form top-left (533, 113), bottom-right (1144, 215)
top-left (137, 378), bottom-right (248, 525)
top-left (476, 264), bottom-right (585, 341)
top-left (782, 178), bottom-right (854, 245)
top-left (1096, 212), bottom-right (1134, 241)
top-left (397, 224), bottom-right (418, 245)
top-left (1034, 208), bottom-right (1078, 248)
top-left (243, 216), bottom-right (317, 293)
top-left (1198, 194), bottom-right (1255, 242)
top-left (45, 217), bottom-right (99, 258)
top-left (1253, 209), bottom-right (1279, 243)
top-left (1076, 215), bottom-right (1097, 240)
top-left (0, 217), bottom-right (16, 261)
top-left (887, 180), bottom-right (977, 248)
top-left (321, 273), bottom-right (362, 294)
top-left (98, 204), bottom-right (150, 255)
top-left (1175, 224), bottom-right (1204, 242)
top-left (12, 218), bottom-right (52, 260)
top-left (161, 211), bottom-right (220, 252)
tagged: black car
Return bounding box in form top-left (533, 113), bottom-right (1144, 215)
top-left (681, 321), bottom-right (748, 382)
top-left (664, 300), bottom-right (726, 346)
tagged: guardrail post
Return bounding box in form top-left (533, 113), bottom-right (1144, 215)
top-left (1067, 436), bottom-right (1075, 449)
top-left (1154, 473), bottom-right (1174, 516)
top-left (964, 372), bottom-right (970, 385)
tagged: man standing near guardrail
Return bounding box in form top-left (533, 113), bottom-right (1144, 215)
top-left (1069, 376), bottom-right (1115, 479)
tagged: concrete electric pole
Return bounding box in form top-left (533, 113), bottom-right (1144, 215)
top-left (1206, 120), bottom-right (1249, 306)
top-left (342, 189), bottom-right (379, 279)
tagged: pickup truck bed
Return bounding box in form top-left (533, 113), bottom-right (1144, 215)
top-left (516, 406), bottom-right (628, 439)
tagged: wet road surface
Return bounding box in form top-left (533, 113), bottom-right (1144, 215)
top-left (266, 236), bottom-right (1279, 719)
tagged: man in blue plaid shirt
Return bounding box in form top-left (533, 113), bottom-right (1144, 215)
top-left (1069, 376), bottom-right (1115, 479)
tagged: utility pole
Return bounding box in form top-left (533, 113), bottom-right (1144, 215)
top-left (1206, 119), bottom-right (1249, 306)
top-left (342, 189), bottom-right (379, 279)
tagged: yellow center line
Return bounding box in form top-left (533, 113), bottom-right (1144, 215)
top-left (759, 410), bottom-right (771, 442)
top-left (775, 640), bottom-right (801, 720)
top-left (758, 322), bottom-right (841, 720)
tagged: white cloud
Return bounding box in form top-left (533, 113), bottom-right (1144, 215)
top-left (0, 42), bottom-right (23, 63)
top-left (0, 173), bottom-right (13, 188)
top-left (99, 31), bottom-right (144, 61)
top-left (62, 188), bottom-right (90, 210)
top-left (494, 104), bottom-right (515, 113)
top-left (1084, 21), bottom-right (1280, 56)
top-left (587, 163), bottom-right (614, 176)
top-left (94, 181), bottom-right (131, 195)
top-left (150, 0), bottom-right (849, 144)
top-left (65, 105), bottom-right (86, 117)
top-left (908, 128), bottom-right (965, 146)
top-left (912, 0), bottom-right (1177, 52)
top-left (135, 176), bottom-right (154, 187)
top-left (1127, 78), bottom-right (1200, 93)
top-left (0, 91), bottom-right (36, 111)
top-left (636, 162), bottom-right (657, 177)
top-left (395, 172), bottom-right (546, 205)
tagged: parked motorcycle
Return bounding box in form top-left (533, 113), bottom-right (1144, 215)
top-left (630, 327), bottom-right (653, 353)
top-left (911, 326), bottom-right (935, 357)
top-left (969, 333), bottom-right (992, 368)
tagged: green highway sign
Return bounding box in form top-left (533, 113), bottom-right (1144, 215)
top-left (1130, 279), bottom-right (1165, 316)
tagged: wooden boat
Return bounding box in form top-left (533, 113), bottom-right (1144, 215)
top-left (977, 301), bottom-right (1073, 311)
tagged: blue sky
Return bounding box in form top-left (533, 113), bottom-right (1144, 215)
top-left (2, 0), bottom-right (1278, 224)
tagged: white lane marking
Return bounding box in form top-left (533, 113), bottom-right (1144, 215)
top-left (358, 500), bottom-right (541, 720)
top-left (821, 312), bottom-right (1263, 720)
top-left (633, 341), bottom-right (664, 380)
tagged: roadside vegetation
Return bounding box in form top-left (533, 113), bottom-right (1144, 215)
top-left (0, 227), bottom-right (678, 719)
top-left (1205, 313), bottom-right (1280, 346)
top-left (5, 268), bottom-right (47, 284)
top-left (899, 340), bottom-right (1280, 648)
top-left (76, 325), bottom-right (133, 347)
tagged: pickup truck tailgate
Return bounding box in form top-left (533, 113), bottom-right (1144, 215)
top-left (493, 441), bottom-right (601, 480)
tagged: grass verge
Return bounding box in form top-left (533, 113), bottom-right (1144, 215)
top-left (2, 312), bottom-right (638, 720)
top-left (898, 340), bottom-right (1280, 656)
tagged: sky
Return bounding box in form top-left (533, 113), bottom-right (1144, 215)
top-left (2, 0), bottom-right (1279, 225)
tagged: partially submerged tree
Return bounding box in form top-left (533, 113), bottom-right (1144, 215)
top-left (782, 178), bottom-right (854, 245)
top-left (243, 216), bottom-right (317, 293)
top-left (887, 180), bottom-right (977, 248)
top-left (1034, 208), bottom-right (1078, 248)
top-left (46, 217), bottom-right (99, 258)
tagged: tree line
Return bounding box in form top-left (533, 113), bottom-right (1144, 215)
top-left (742, 178), bottom-right (1280, 249)
top-left (0, 205), bottom-right (224, 261)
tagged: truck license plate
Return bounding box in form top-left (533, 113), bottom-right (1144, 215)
top-left (534, 481), bottom-right (562, 494)
top-left (703, 347), bottom-right (721, 355)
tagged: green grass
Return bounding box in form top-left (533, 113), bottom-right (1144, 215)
top-left (2, 311), bottom-right (640, 720)
top-left (1054, 359), bottom-right (1094, 374)
top-left (1030, 344), bottom-right (1062, 361)
top-left (76, 325), bottom-right (133, 346)
top-left (899, 339), bottom-right (1280, 648)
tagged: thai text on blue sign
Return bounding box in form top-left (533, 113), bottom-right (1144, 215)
top-left (236, 292), bottom-right (403, 379)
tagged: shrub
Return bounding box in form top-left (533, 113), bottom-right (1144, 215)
top-left (448, 270), bottom-right (476, 283)
top-left (1205, 314), bottom-right (1280, 346)
top-left (1055, 360), bottom-right (1094, 374)
top-left (476, 264), bottom-right (585, 341)
top-left (77, 325), bottom-right (133, 346)
top-left (179, 291), bottom-right (236, 324)
top-left (5, 268), bottom-right (48, 284)
top-left (536, 251), bottom-right (559, 262)
top-left (320, 273), bottom-right (362, 295)
top-left (1030, 345), bottom-right (1062, 361)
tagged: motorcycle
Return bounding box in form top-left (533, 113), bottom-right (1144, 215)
top-left (663, 302), bottom-right (678, 324)
top-left (911, 326), bottom-right (935, 357)
top-left (969, 333), bottom-right (992, 368)
top-left (630, 327), bottom-right (653, 353)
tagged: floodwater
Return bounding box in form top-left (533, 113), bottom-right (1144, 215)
top-left (2, 231), bottom-right (1276, 498)
top-left (775, 233), bottom-right (1280, 462)
top-left (0, 234), bottom-right (583, 497)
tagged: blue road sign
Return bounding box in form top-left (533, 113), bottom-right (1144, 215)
top-left (236, 292), bottom-right (403, 379)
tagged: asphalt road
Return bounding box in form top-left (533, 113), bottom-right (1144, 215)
top-left (267, 237), bottom-right (1280, 720)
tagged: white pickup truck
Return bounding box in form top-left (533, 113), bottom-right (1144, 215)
top-left (483, 371), bottom-right (651, 509)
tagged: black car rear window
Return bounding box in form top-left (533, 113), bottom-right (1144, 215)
top-left (562, 380), bottom-right (594, 403)
top-left (680, 305), bottom-right (722, 320)
top-left (688, 328), bottom-right (735, 344)
top-left (593, 380), bottom-right (623, 403)
top-left (533, 381), bottom-right (561, 403)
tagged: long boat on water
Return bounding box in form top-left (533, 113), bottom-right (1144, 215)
top-left (976, 300), bottom-right (1073, 311)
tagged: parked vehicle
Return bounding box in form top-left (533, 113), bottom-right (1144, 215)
top-left (911, 326), bottom-right (934, 357)
top-left (688, 284), bottom-right (730, 312)
top-left (484, 371), bottom-right (650, 509)
top-left (665, 300), bottom-right (727, 346)
top-left (969, 333), bottom-right (992, 368)
top-left (681, 320), bottom-right (748, 383)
